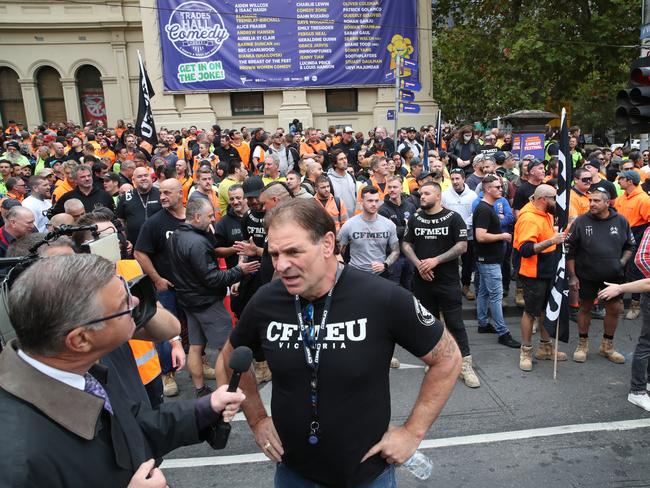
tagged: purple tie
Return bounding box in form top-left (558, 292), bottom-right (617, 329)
top-left (84, 373), bottom-right (114, 415)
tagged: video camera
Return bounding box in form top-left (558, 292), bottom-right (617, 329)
top-left (0, 224), bottom-right (157, 350)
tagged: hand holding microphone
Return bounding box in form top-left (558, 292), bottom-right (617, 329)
top-left (209, 346), bottom-right (252, 421)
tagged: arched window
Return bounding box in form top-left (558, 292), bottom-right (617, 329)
top-left (77, 65), bottom-right (106, 126)
top-left (0, 67), bottom-right (26, 127)
top-left (36, 66), bottom-right (65, 123)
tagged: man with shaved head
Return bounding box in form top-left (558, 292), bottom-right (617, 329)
top-left (46, 212), bottom-right (74, 232)
top-left (135, 178), bottom-right (188, 397)
top-left (117, 166), bottom-right (162, 245)
top-left (513, 184), bottom-right (568, 371)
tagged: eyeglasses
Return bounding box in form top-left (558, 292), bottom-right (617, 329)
top-left (80, 276), bottom-right (135, 327)
top-left (579, 177), bottom-right (592, 183)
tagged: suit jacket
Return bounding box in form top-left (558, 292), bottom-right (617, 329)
top-left (0, 341), bottom-right (214, 487)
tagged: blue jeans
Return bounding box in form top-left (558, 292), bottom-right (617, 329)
top-left (476, 262), bottom-right (509, 336)
top-left (274, 464), bottom-right (396, 488)
top-left (631, 293), bottom-right (650, 392)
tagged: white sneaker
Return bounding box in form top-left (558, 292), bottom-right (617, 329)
top-left (628, 392), bottom-right (650, 412)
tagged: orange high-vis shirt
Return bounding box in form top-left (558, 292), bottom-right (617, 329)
top-left (614, 185), bottom-right (650, 228)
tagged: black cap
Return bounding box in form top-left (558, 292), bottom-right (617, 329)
top-left (242, 176), bottom-right (265, 198)
top-left (416, 171), bottom-right (432, 181)
top-left (5, 141), bottom-right (19, 150)
top-left (406, 127), bottom-right (416, 132)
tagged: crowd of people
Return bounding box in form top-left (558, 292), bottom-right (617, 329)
top-left (2, 117), bottom-right (650, 486)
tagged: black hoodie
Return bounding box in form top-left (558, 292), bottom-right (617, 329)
top-left (566, 208), bottom-right (636, 283)
top-left (378, 194), bottom-right (417, 241)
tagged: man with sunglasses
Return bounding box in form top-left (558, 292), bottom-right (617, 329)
top-left (513, 184), bottom-right (567, 371)
top-left (0, 254), bottom-right (245, 487)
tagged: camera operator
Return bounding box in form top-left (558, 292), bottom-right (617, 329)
top-left (0, 254), bottom-right (245, 487)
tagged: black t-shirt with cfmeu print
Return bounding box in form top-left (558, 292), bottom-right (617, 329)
top-left (230, 266), bottom-right (443, 488)
top-left (241, 209), bottom-right (266, 251)
top-left (403, 208), bottom-right (468, 285)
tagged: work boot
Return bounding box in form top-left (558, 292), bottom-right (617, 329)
top-left (515, 287), bottom-right (525, 307)
top-left (254, 360), bottom-right (273, 384)
top-left (202, 356), bottom-right (216, 380)
top-left (626, 300), bottom-right (641, 320)
top-left (390, 357), bottom-right (401, 368)
top-left (599, 338), bottom-right (625, 364)
top-left (477, 323), bottom-right (497, 334)
top-left (459, 355), bottom-right (480, 388)
top-left (462, 285), bottom-right (476, 301)
top-left (195, 385), bottom-right (213, 398)
top-left (498, 333), bottom-right (521, 348)
top-left (573, 337), bottom-right (589, 363)
top-left (162, 372), bottom-right (179, 397)
top-left (535, 341), bottom-right (567, 361)
top-left (519, 345), bottom-right (533, 371)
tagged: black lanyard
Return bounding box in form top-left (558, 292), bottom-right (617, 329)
top-left (293, 265), bottom-right (342, 445)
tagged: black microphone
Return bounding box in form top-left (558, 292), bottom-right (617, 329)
top-left (208, 346), bottom-right (253, 450)
top-left (227, 346), bottom-right (253, 392)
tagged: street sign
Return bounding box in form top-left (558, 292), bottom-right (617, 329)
top-left (400, 80), bottom-right (421, 91)
top-left (400, 89), bottom-right (415, 102)
top-left (387, 110), bottom-right (395, 120)
top-left (403, 59), bottom-right (418, 71)
top-left (399, 102), bottom-right (420, 114)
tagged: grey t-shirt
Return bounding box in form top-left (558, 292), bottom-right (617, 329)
top-left (338, 214), bottom-right (398, 273)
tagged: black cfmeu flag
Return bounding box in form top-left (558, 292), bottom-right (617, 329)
top-left (543, 108), bottom-right (571, 342)
top-left (136, 51), bottom-right (158, 147)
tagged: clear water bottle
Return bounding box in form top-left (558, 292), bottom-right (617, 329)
top-left (401, 450), bottom-right (433, 480)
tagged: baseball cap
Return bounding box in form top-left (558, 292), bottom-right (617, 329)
top-left (344, 126), bottom-right (354, 133)
top-left (406, 127), bottom-right (416, 132)
top-left (242, 176), bottom-right (265, 198)
top-left (618, 169), bottom-right (641, 185)
top-left (584, 159), bottom-right (601, 171)
top-left (5, 141), bottom-right (19, 150)
top-left (527, 158), bottom-right (544, 171)
top-left (416, 171), bottom-right (432, 181)
top-left (1, 199), bottom-right (21, 210)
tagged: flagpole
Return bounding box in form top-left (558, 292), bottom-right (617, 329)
top-left (553, 107), bottom-right (567, 381)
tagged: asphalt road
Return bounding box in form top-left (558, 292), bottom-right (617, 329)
top-left (160, 294), bottom-right (650, 488)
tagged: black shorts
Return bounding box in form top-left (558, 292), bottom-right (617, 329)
top-left (579, 277), bottom-right (624, 302)
top-left (520, 276), bottom-right (552, 317)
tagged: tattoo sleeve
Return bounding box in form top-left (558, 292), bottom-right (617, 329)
top-left (385, 241), bottom-right (400, 266)
top-left (434, 241), bottom-right (467, 265)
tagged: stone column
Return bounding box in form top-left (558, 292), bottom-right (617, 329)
top-left (277, 90), bottom-right (313, 131)
top-left (60, 78), bottom-right (82, 125)
top-left (111, 34), bottom-right (134, 121)
top-left (17, 79), bottom-right (41, 130)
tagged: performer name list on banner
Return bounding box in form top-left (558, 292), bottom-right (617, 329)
top-left (157, 0), bottom-right (419, 91)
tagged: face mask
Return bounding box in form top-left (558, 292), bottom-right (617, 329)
top-left (463, 134), bottom-right (471, 142)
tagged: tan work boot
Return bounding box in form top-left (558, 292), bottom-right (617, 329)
top-left (202, 356), bottom-right (216, 380)
top-left (460, 355), bottom-right (480, 388)
top-left (599, 338), bottom-right (625, 364)
top-left (254, 360), bottom-right (273, 384)
top-left (573, 337), bottom-right (589, 363)
top-left (519, 345), bottom-right (533, 371)
top-left (162, 372), bottom-right (179, 397)
top-left (462, 285), bottom-right (476, 301)
top-left (535, 341), bottom-right (567, 361)
top-left (515, 287), bottom-right (525, 307)
top-left (390, 357), bottom-right (401, 368)
top-left (626, 300), bottom-right (641, 320)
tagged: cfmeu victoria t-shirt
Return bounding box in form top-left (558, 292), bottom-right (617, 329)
top-left (134, 209), bottom-right (184, 282)
top-left (403, 208), bottom-right (467, 285)
top-left (229, 266), bottom-right (443, 487)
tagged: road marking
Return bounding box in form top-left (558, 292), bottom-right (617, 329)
top-left (160, 417), bottom-right (650, 469)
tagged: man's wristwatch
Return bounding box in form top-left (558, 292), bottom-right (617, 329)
top-left (383, 262), bottom-right (389, 272)
top-left (170, 335), bottom-right (181, 343)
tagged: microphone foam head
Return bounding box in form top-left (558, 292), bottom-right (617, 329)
top-left (229, 346), bottom-right (253, 373)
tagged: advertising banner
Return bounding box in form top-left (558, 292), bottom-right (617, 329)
top-left (80, 90), bottom-right (107, 126)
top-left (512, 133), bottom-right (545, 161)
top-left (157, 0), bottom-right (419, 91)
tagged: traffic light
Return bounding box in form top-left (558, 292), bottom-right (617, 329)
top-left (616, 56), bottom-right (650, 132)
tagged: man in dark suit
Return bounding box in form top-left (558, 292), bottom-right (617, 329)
top-left (0, 254), bottom-right (244, 487)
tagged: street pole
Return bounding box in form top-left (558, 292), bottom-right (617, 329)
top-left (394, 53), bottom-right (400, 143)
